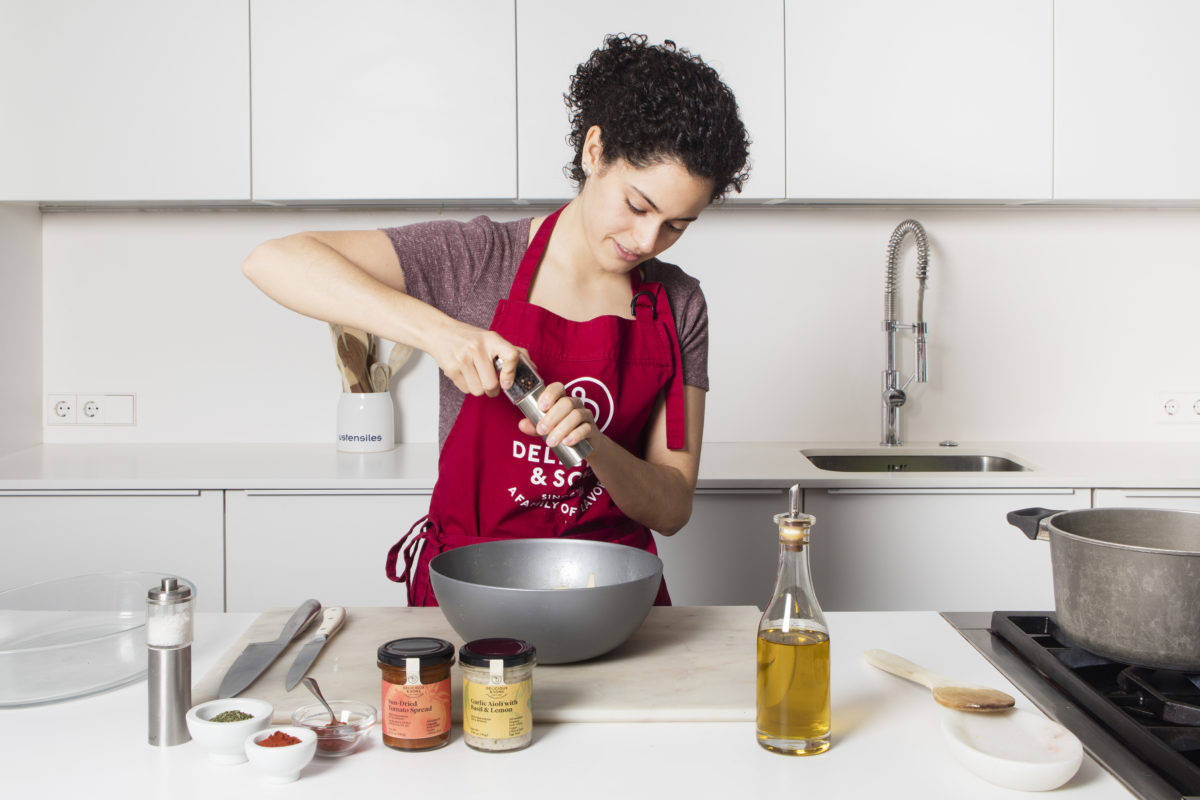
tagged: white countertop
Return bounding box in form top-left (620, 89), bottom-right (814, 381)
top-left (0, 611), bottom-right (1134, 799)
top-left (1, 440), bottom-right (1200, 490)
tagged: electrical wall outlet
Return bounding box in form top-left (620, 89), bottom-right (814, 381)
top-left (77, 393), bottom-right (136, 425)
top-left (47, 393), bottom-right (136, 425)
top-left (47, 393), bottom-right (77, 425)
top-left (1155, 392), bottom-right (1200, 424)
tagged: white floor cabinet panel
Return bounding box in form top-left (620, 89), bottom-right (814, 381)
top-left (803, 488), bottom-right (1087, 612)
top-left (1092, 489), bottom-right (1200, 512)
top-left (655, 488), bottom-right (787, 608)
top-left (0, 490), bottom-right (225, 611)
top-left (225, 490), bottom-right (432, 611)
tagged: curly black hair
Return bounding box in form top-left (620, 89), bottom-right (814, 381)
top-left (565, 33), bottom-right (751, 203)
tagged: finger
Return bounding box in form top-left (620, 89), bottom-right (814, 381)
top-left (536, 382), bottom-right (565, 414)
top-left (545, 400), bottom-right (593, 447)
top-left (476, 357), bottom-right (501, 397)
top-left (454, 350), bottom-right (487, 396)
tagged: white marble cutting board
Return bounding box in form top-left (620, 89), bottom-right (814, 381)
top-left (194, 605), bottom-right (761, 724)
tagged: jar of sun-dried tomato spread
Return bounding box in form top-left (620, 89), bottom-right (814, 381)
top-left (377, 637), bottom-right (455, 751)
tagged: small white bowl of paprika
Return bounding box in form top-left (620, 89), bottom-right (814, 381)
top-left (244, 726), bottom-right (317, 783)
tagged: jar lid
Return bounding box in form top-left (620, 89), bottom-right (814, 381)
top-left (378, 637), bottom-right (456, 667)
top-left (147, 576), bottom-right (192, 604)
top-left (459, 638), bottom-right (536, 667)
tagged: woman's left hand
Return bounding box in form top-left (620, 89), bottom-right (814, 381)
top-left (518, 382), bottom-right (597, 448)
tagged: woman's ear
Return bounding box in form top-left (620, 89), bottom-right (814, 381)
top-left (582, 125), bottom-right (604, 176)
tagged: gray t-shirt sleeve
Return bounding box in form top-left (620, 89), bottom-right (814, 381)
top-left (644, 259), bottom-right (710, 392)
top-left (380, 215), bottom-right (525, 330)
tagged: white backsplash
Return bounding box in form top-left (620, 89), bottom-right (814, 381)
top-left (37, 204), bottom-right (1200, 445)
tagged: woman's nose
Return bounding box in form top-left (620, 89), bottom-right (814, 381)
top-left (633, 218), bottom-right (658, 253)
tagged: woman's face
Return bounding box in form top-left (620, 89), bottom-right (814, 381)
top-left (579, 146), bottom-right (714, 274)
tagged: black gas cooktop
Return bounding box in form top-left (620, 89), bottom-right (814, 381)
top-left (944, 611), bottom-right (1200, 800)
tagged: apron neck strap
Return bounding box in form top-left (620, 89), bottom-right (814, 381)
top-left (512, 204), bottom-right (646, 302)
top-left (511, 205), bottom-right (565, 301)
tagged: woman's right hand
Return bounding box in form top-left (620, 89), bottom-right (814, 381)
top-left (431, 321), bottom-right (529, 397)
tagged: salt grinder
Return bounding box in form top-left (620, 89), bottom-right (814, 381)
top-left (494, 354), bottom-right (593, 467)
top-left (147, 577), bottom-right (193, 746)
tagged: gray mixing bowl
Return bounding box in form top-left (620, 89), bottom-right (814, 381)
top-left (429, 539), bottom-right (662, 664)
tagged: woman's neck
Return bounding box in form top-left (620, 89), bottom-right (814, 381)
top-left (527, 201), bottom-right (636, 321)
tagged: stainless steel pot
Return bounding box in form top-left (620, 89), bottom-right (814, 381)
top-left (1008, 506), bottom-right (1200, 672)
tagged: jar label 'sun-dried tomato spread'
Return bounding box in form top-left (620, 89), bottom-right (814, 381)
top-left (381, 678), bottom-right (451, 740)
top-left (377, 637), bottom-right (456, 751)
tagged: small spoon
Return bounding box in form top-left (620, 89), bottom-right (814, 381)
top-left (302, 676), bottom-right (340, 726)
top-left (863, 649), bottom-right (1015, 711)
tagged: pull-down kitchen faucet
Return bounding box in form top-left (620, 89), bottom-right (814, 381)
top-left (881, 219), bottom-right (929, 446)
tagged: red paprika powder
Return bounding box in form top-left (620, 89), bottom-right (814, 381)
top-left (257, 730), bottom-right (301, 747)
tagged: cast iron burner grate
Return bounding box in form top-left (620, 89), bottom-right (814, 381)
top-left (990, 612), bottom-right (1200, 797)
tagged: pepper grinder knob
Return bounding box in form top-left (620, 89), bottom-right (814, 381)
top-left (494, 354), bottom-right (593, 468)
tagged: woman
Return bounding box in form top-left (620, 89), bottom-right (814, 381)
top-left (243, 33), bottom-right (750, 606)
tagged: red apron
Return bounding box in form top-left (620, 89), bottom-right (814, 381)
top-left (386, 206), bottom-right (687, 607)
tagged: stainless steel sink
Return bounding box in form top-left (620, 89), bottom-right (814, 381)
top-left (802, 450), bottom-right (1028, 473)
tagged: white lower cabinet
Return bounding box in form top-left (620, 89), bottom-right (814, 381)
top-left (224, 490), bottom-right (432, 612)
top-left (803, 488), bottom-right (1088, 612)
top-left (1092, 489), bottom-right (1200, 511)
top-left (655, 488), bottom-right (786, 609)
top-left (0, 490), bottom-right (225, 611)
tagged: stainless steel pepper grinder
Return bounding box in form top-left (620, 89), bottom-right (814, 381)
top-left (495, 354), bottom-right (594, 467)
top-left (147, 576), bottom-right (193, 746)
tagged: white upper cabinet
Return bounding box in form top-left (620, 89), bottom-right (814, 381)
top-left (1055, 0), bottom-right (1200, 201)
top-left (515, 0), bottom-right (785, 202)
top-left (785, 0), bottom-right (1052, 202)
top-left (250, 0), bottom-right (516, 202)
top-left (0, 0), bottom-right (250, 202)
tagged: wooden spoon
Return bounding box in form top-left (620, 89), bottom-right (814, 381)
top-left (863, 649), bottom-right (1015, 711)
top-left (336, 331), bottom-right (371, 393)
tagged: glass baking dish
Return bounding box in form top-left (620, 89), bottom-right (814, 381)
top-left (0, 571), bottom-right (194, 707)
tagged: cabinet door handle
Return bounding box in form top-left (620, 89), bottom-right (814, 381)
top-left (1110, 491), bottom-right (1200, 500)
top-left (694, 488), bottom-right (784, 496)
top-left (241, 489), bottom-right (432, 497)
top-left (823, 488), bottom-right (1081, 497)
top-left (0, 489), bottom-right (201, 497)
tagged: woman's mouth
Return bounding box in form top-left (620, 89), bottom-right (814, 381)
top-left (613, 240), bottom-right (641, 263)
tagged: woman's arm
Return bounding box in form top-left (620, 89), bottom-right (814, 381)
top-left (522, 385), bottom-right (705, 534)
top-left (242, 230), bottom-right (526, 396)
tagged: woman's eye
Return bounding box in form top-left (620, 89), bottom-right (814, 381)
top-left (626, 199), bottom-right (645, 214)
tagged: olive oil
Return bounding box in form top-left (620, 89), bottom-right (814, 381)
top-left (755, 485), bottom-right (831, 755)
top-left (756, 627), bottom-right (831, 754)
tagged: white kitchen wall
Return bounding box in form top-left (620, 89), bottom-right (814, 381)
top-left (39, 204), bottom-right (1200, 445)
top-left (1, 204), bottom-right (41, 455)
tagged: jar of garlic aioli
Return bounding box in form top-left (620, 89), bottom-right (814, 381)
top-left (458, 638), bottom-right (536, 752)
top-left (377, 637), bottom-right (455, 751)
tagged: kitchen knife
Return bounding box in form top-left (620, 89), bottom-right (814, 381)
top-left (218, 599), bottom-right (321, 699)
top-left (284, 606), bottom-right (346, 691)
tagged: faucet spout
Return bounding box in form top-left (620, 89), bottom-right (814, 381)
top-left (881, 219), bottom-right (930, 447)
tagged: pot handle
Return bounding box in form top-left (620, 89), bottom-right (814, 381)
top-left (1006, 507), bottom-right (1060, 541)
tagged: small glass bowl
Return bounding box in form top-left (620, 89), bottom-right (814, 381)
top-left (290, 701), bottom-right (377, 757)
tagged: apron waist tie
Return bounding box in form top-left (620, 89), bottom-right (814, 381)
top-left (654, 285), bottom-right (687, 450)
top-left (385, 514), bottom-right (432, 584)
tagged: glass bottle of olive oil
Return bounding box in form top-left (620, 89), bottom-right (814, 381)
top-left (756, 484), bottom-right (830, 755)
